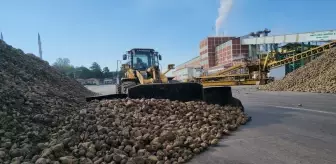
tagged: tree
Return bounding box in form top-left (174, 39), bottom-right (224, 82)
top-left (75, 66), bottom-right (92, 79)
top-left (52, 59), bottom-right (119, 80)
top-left (103, 67), bottom-right (112, 78)
top-left (90, 62), bottom-right (103, 78)
top-left (53, 58), bottom-right (70, 67)
top-left (90, 62), bottom-right (102, 72)
top-left (103, 67), bottom-right (109, 73)
top-left (52, 58), bottom-right (74, 76)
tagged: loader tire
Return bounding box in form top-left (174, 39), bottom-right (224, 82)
top-left (121, 81), bottom-right (137, 94)
top-left (116, 84), bottom-right (121, 94)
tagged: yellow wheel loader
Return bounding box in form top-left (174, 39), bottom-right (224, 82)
top-left (86, 48), bottom-right (244, 111)
top-left (116, 48), bottom-right (177, 94)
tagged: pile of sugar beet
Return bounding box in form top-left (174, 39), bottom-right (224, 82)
top-left (0, 40), bottom-right (251, 164)
top-left (260, 48), bottom-right (336, 93)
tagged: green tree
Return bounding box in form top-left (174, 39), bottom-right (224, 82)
top-left (103, 67), bottom-right (113, 78)
top-left (90, 62), bottom-right (102, 71)
top-left (74, 66), bottom-right (92, 79)
top-left (103, 67), bottom-right (110, 73)
top-left (90, 62), bottom-right (103, 78)
top-left (53, 58), bottom-right (70, 67)
top-left (52, 58), bottom-right (75, 76)
top-left (103, 67), bottom-right (109, 77)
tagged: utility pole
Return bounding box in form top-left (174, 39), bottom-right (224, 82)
top-left (116, 60), bottom-right (122, 84)
top-left (0, 32), bottom-right (3, 41)
top-left (38, 33), bottom-right (43, 59)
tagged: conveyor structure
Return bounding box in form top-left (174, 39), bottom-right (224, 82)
top-left (264, 40), bottom-right (336, 70)
top-left (210, 64), bottom-right (245, 76)
top-left (196, 40), bottom-right (336, 87)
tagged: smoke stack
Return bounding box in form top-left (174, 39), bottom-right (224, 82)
top-left (38, 33), bottom-right (43, 59)
top-left (215, 0), bottom-right (233, 36)
top-left (0, 32), bottom-right (3, 41)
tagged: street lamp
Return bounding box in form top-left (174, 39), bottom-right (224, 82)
top-left (116, 60), bottom-right (122, 84)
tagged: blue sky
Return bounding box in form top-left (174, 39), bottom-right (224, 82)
top-left (1, 0), bottom-right (335, 78)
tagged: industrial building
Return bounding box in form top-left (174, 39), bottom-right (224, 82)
top-left (200, 37), bottom-right (236, 69)
top-left (173, 56), bottom-right (201, 81)
top-left (173, 29), bottom-right (336, 83)
top-left (173, 36), bottom-right (252, 81)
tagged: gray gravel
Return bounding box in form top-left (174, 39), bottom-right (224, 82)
top-left (88, 85), bottom-right (336, 164)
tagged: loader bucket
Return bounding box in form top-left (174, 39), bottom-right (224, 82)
top-left (86, 94), bottom-right (128, 102)
top-left (127, 82), bottom-right (203, 102)
top-left (203, 86), bottom-right (244, 111)
top-left (85, 84), bottom-right (244, 111)
top-left (202, 86), bottom-right (232, 105)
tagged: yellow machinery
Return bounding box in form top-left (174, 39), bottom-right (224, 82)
top-left (117, 48), bottom-right (176, 94)
top-left (86, 48), bottom-right (244, 107)
top-left (86, 48), bottom-right (245, 109)
top-left (196, 40), bottom-right (336, 87)
top-left (263, 41), bottom-right (336, 70)
top-left (196, 63), bottom-right (269, 86)
top-left (210, 64), bottom-right (245, 76)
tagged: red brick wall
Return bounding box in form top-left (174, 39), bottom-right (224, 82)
top-left (231, 38), bottom-right (249, 57)
top-left (199, 37), bottom-right (236, 69)
top-left (216, 42), bottom-right (232, 66)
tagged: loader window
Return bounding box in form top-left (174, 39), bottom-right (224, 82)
top-left (133, 54), bottom-right (150, 70)
top-left (152, 54), bottom-right (159, 66)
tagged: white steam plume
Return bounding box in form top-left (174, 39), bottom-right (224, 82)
top-left (215, 0), bottom-right (233, 36)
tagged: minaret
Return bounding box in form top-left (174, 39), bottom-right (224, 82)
top-left (38, 33), bottom-right (43, 59)
top-left (0, 32), bottom-right (3, 41)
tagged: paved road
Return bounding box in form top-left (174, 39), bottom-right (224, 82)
top-left (86, 85), bottom-right (336, 164)
top-left (85, 84), bottom-right (116, 95)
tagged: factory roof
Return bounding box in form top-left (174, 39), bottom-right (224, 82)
top-left (175, 56), bottom-right (200, 68)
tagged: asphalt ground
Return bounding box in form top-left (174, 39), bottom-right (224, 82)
top-left (86, 84), bottom-right (336, 164)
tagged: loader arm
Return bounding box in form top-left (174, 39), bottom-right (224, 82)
top-left (159, 72), bottom-right (169, 83)
top-left (124, 68), bottom-right (137, 79)
top-left (136, 65), bottom-right (169, 84)
top-left (162, 69), bottom-right (171, 75)
top-left (162, 64), bottom-right (175, 75)
top-left (135, 70), bottom-right (154, 84)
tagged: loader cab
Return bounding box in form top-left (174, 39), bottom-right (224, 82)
top-left (123, 48), bottom-right (161, 71)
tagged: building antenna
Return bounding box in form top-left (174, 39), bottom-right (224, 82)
top-left (38, 33), bottom-right (43, 59)
top-left (0, 32), bottom-right (3, 41)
